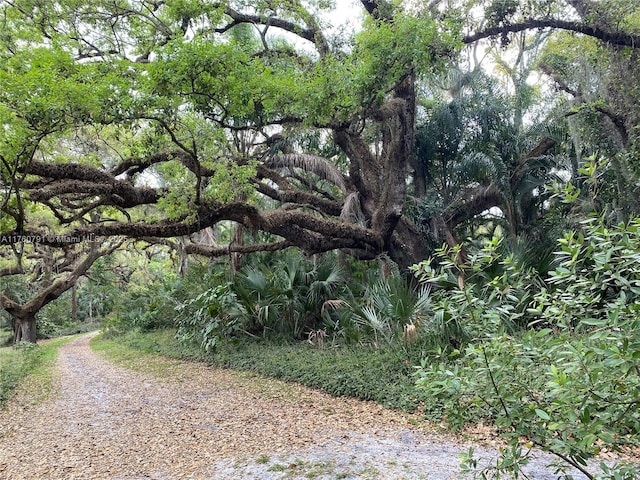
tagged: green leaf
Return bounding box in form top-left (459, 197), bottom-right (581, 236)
top-left (535, 408), bottom-right (550, 420)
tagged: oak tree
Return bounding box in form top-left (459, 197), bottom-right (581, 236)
top-left (1, 0), bottom-right (638, 345)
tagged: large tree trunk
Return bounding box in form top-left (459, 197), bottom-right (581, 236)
top-left (389, 216), bottom-right (429, 271)
top-left (1, 244), bottom-right (114, 344)
top-left (71, 283), bottom-right (78, 324)
top-left (13, 316), bottom-right (37, 343)
top-left (332, 72), bottom-right (422, 270)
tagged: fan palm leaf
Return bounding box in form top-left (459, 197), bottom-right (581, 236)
top-left (267, 153), bottom-right (347, 193)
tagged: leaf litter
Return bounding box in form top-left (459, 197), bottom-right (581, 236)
top-left (0, 334), bottom-right (625, 479)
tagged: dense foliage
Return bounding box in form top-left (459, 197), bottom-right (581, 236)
top-left (0, 342), bottom-right (41, 405)
top-left (102, 251), bottom-right (431, 349)
top-left (413, 210), bottom-right (640, 478)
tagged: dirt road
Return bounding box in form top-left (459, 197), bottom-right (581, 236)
top-left (0, 334), bottom-right (593, 479)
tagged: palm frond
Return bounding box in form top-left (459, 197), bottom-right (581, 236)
top-left (455, 151), bottom-right (499, 184)
top-left (412, 285), bottom-right (432, 322)
top-left (356, 305), bottom-right (388, 333)
top-left (241, 266), bottom-right (267, 293)
top-left (370, 280), bottom-right (394, 316)
top-left (321, 299), bottom-right (348, 316)
top-left (308, 260), bottom-right (344, 304)
top-left (340, 192), bottom-right (367, 225)
top-left (267, 153), bottom-right (347, 193)
top-left (526, 122), bottom-right (568, 144)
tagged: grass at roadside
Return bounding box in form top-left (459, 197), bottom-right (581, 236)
top-left (0, 335), bottom-right (79, 408)
top-left (90, 332), bottom-right (197, 379)
top-left (93, 329), bottom-right (435, 413)
top-left (0, 327), bottom-right (12, 346)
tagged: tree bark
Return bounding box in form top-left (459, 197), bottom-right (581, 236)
top-left (14, 316), bottom-right (37, 343)
top-left (463, 19), bottom-right (640, 47)
top-left (230, 223), bottom-right (245, 276)
top-left (71, 283), bottom-right (78, 324)
top-left (1, 244), bottom-right (118, 344)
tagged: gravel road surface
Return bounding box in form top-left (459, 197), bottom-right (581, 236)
top-left (0, 334), bottom-right (604, 479)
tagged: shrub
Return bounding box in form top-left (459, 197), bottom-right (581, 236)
top-left (351, 268), bottom-right (432, 347)
top-left (413, 216), bottom-right (640, 479)
top-left (175, 282), bottom-right (245, 351)
top-left (410, 235), bottom-right (545, 353)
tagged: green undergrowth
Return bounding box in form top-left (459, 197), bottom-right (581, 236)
top-left (95, 328), bottom-right (434, 413)
top-left (0, 335), bottom-right (78, 407)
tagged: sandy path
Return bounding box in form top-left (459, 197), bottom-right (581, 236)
top-left (0, 334), bottom-right (594, 479)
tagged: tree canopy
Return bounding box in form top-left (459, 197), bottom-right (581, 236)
top-left (1, 0), bottom-right (455, 268)
top-left (1, 0), bottom-right (640, 340)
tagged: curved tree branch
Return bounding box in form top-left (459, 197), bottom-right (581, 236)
top-left (444, 184), bottom-right (505, 228)
top-left (45, 199), bottom-right (383, 258)
top-left (463, 19), bottom-right (640, 47)
top-left (220, 7), bottom-right (329, 56)
top-left (184, 240), bottom-right (293, 257)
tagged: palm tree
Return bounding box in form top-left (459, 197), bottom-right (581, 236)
top-left (233, 250), bottom-right (346, 338)
top-left (411, 67), bottom-right (564, 255)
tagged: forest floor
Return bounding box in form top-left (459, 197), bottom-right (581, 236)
top-left (0, 333), bottom-right (614, 479)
